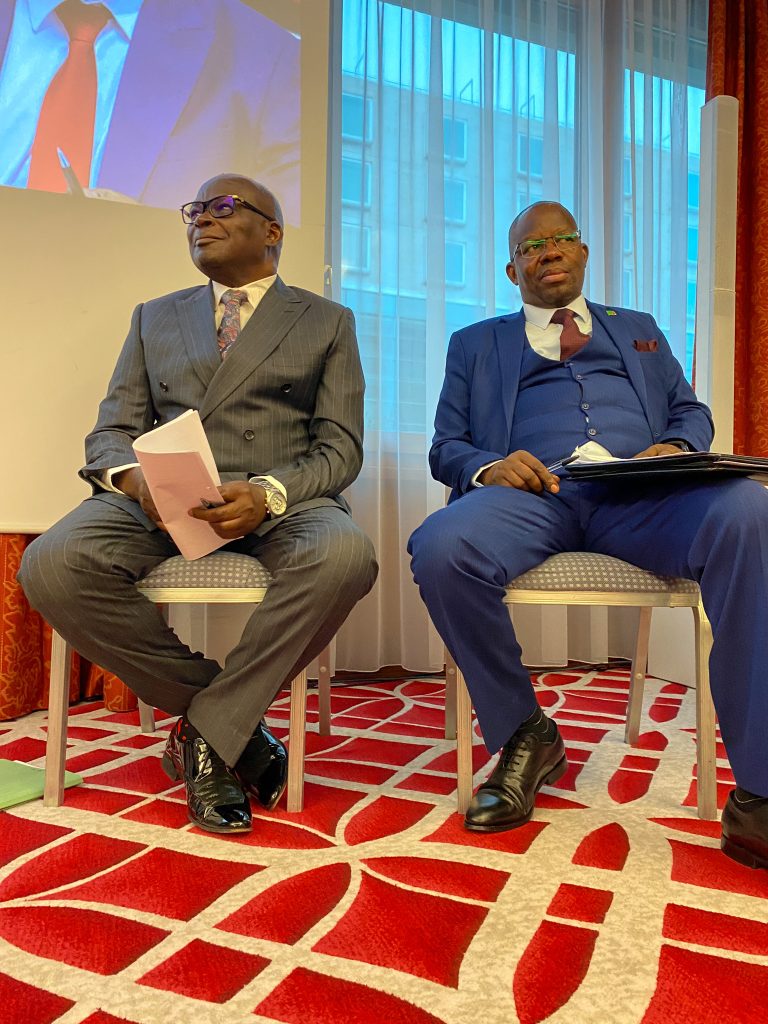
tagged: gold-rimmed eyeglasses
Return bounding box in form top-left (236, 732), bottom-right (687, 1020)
top-left (512, 231), bottom-right (582, 260)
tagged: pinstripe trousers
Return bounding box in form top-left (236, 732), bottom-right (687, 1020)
top-left (18, 499), bottom-right (377, 766)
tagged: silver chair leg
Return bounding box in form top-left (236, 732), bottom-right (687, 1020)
top-left (625, 606), bottom-right (652, 745)
top-left (316, 644), bottom-right (332, 736)
top-left (444, 649), bottom-right (458, 740)
top-left (138, 699), bottom-right (156, 733)
top-left (286, 668), bottom-right (308, 812)
top-left (693, 601), bottom-right (717, 820)
top-left (44, 630), bottom-right (71, 807)
top-left (455, 666), bottom-right (474, 815)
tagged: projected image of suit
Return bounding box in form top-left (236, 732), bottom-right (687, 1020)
top-left (0, 0), bottom-right (300, 221)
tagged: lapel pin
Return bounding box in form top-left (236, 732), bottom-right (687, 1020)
top-left (606, 310), bottom-right (617, 316)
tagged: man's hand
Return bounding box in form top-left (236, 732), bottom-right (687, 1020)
top-left (188, 481), bottom-right (267, 538)
top-left (478, 451), bottom-right (560, 494)
top-left (632, 443), bottom-right (686, 459)
top-left (113, 467), bottom-right (168, 531)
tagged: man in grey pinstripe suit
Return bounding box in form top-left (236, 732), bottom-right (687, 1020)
top-left (19, 174), bottom-right (377, 834)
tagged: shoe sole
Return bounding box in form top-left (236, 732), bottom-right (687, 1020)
top-left (721, 835), bottom-right (768, 870)
top-left (464, 755), bottom-right (568, 833)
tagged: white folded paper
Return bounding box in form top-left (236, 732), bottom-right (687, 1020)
top-left (133, 410), bottom-right (237, 560)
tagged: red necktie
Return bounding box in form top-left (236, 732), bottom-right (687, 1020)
top-left (550, 307), bottom-right (591, 361)
top-left (218, 290), bottom-right (248, 359)
top-left (27, 0), bottom-right (110, 192)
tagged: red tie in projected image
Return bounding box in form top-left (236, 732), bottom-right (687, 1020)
top-left (28, 0), bottom-right (110, 193)
top-left (550, 307), bottom-right (592, 361)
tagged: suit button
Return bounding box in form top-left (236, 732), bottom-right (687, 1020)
top-left (159, 381), bottom-right (169, 391)
top-left (281, 383), bottom-right (292, 392)
top-left (588, 428), bottom-right (597, 436)
top-left (243, 429), bottom-right (255, 441)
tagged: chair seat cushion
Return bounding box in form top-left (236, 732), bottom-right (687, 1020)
top-left (506, 552), bottom-right (699, 593)
top-left (136, 552), bottom-right (273, 591)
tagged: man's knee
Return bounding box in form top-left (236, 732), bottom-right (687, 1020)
top-left (321, 524), bottom-right (378, 597)
top-left (18, 529), bottom-right (74, 611)
top-left (409, 506), bottom-right (484, 588)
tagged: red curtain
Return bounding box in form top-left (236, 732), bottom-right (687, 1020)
top-left (0, 533), bottom-right (136, 721)
top-left (707, 0), bottom-right (768, 454)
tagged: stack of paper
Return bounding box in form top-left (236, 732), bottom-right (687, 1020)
top-left (133, 410), bottom-right (236, 560)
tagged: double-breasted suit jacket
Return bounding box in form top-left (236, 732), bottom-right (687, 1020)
top-left (81, 275), bottom-right (364, 523)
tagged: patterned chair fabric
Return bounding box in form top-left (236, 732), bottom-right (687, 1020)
top-left (506, 552), bottom-right (699, 594)
top-left (137, 552), bottom-right (273, 590)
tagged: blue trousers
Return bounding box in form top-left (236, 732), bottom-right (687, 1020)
top-left (408, 476), bottom-right (768, 797)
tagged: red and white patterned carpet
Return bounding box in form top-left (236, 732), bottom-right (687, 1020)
top-left (0, 667), bottom-right (767, 1024)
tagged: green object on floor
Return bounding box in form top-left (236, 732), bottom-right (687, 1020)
top-left (0, 759), bottom-right (83, 809)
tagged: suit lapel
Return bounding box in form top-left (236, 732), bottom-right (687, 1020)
top-left (97, 2), bottom-right (207, 195)
top-left (200, 278), bottom-right (309, 419)
top-left (176, 284), bottom-right (220, 389)
top-left (494, 312), bottom-right (526, 446)
top-left (589, 302), bottom-right (649, 414)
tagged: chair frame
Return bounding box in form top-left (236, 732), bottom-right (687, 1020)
top-left (44, 577), bottom-right (332, 813)
top-left (446, 582), bottom-right (717, 820)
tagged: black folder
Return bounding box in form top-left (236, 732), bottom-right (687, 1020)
top-left (564, 451), bottom-right (768, 483)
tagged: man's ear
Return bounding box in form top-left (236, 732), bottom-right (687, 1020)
top-left (506, 260), bottom-right (518, 286)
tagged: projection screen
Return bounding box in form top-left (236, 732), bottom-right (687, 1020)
top-left (0, 0), bottom-right (330, 531)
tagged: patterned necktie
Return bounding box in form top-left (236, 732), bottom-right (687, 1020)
top-left (28, 0), bottom-right (110, 192)
top-left (550, 307), bottom-right (592, 361)
top-left (217, 289), bottom-right (248, 359)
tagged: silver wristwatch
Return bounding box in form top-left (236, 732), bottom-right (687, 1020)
top-left (250, 478), bottom-right (287, 518)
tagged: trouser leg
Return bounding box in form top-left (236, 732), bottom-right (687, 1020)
top-left (585, 477), bottom-right (768, 796)
top-left (408, 485), bottom-right (583, 752)
top-left (187, 507), bottom-right (377, 765)
top-left (18, 498), bottom-right (221, 711)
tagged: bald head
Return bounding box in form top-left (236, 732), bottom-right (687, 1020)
top-left (508, 201), bottom-right (576, 261)
top-left (505, 200), bottom-right (588, 308)
top-left (187, 174), bottom-right (284, 286)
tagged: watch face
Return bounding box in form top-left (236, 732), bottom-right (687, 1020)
top-left (267, 490), bottom-right (287, 515)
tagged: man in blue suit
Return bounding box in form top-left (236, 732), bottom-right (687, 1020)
top-left (409, 200), bottom-right (768, 870)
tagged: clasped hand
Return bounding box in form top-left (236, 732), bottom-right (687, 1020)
top-left (114, 468), bottom-right (267, 537)
top-left (188, 481), bottom-right (268, 537)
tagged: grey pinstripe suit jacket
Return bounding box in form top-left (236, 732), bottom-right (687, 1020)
top-left (81, 276), bottom-right (365, 534)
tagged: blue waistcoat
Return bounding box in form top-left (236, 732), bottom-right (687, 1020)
top-left (510, 317), bottom-right (655, 466)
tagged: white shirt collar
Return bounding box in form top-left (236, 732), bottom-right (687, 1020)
top-left (523, 294), bottom-right (590, 329)
top-left (29, 0), bottom-right (141, 37)
top-left (212, 275), bottom-right (277, 309)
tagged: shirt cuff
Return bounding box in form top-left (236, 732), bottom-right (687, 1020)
top-left (98, 463), bottom-right (141, 493)
top-left (471, 460), bottom-right (502, 487)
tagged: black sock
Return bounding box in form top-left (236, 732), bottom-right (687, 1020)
top-left (179, 716), bottom-right (202, 742)
top-left (735, 786), bottom-right (766, 804)
top-left (518, 707), bottom-right (556, 741)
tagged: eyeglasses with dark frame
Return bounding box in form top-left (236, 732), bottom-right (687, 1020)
top-left (180, 194), bottom-right (276, 225)
top-left (512, 231), bottom-right (582, 260)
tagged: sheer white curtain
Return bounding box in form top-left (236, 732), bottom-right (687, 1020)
top-left (328, 0), bottom-right (708, 672)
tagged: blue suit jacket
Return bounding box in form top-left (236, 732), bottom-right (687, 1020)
top-left (430, 302), bottom-right (715, 498)
top-left (0, 0), bottom-right (299, 215)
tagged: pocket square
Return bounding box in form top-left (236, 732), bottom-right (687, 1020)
top-left (633, 339), bottom-right (659, 352)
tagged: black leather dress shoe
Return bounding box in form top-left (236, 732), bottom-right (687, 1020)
top-left (162, 718), bottom-right (252, 834)
top-left (464, 715), bottom-right (567, 832)
top-left (235, 721), bottom-right (288, 811)
top-left (721, 790), bottom-right (768, 870)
